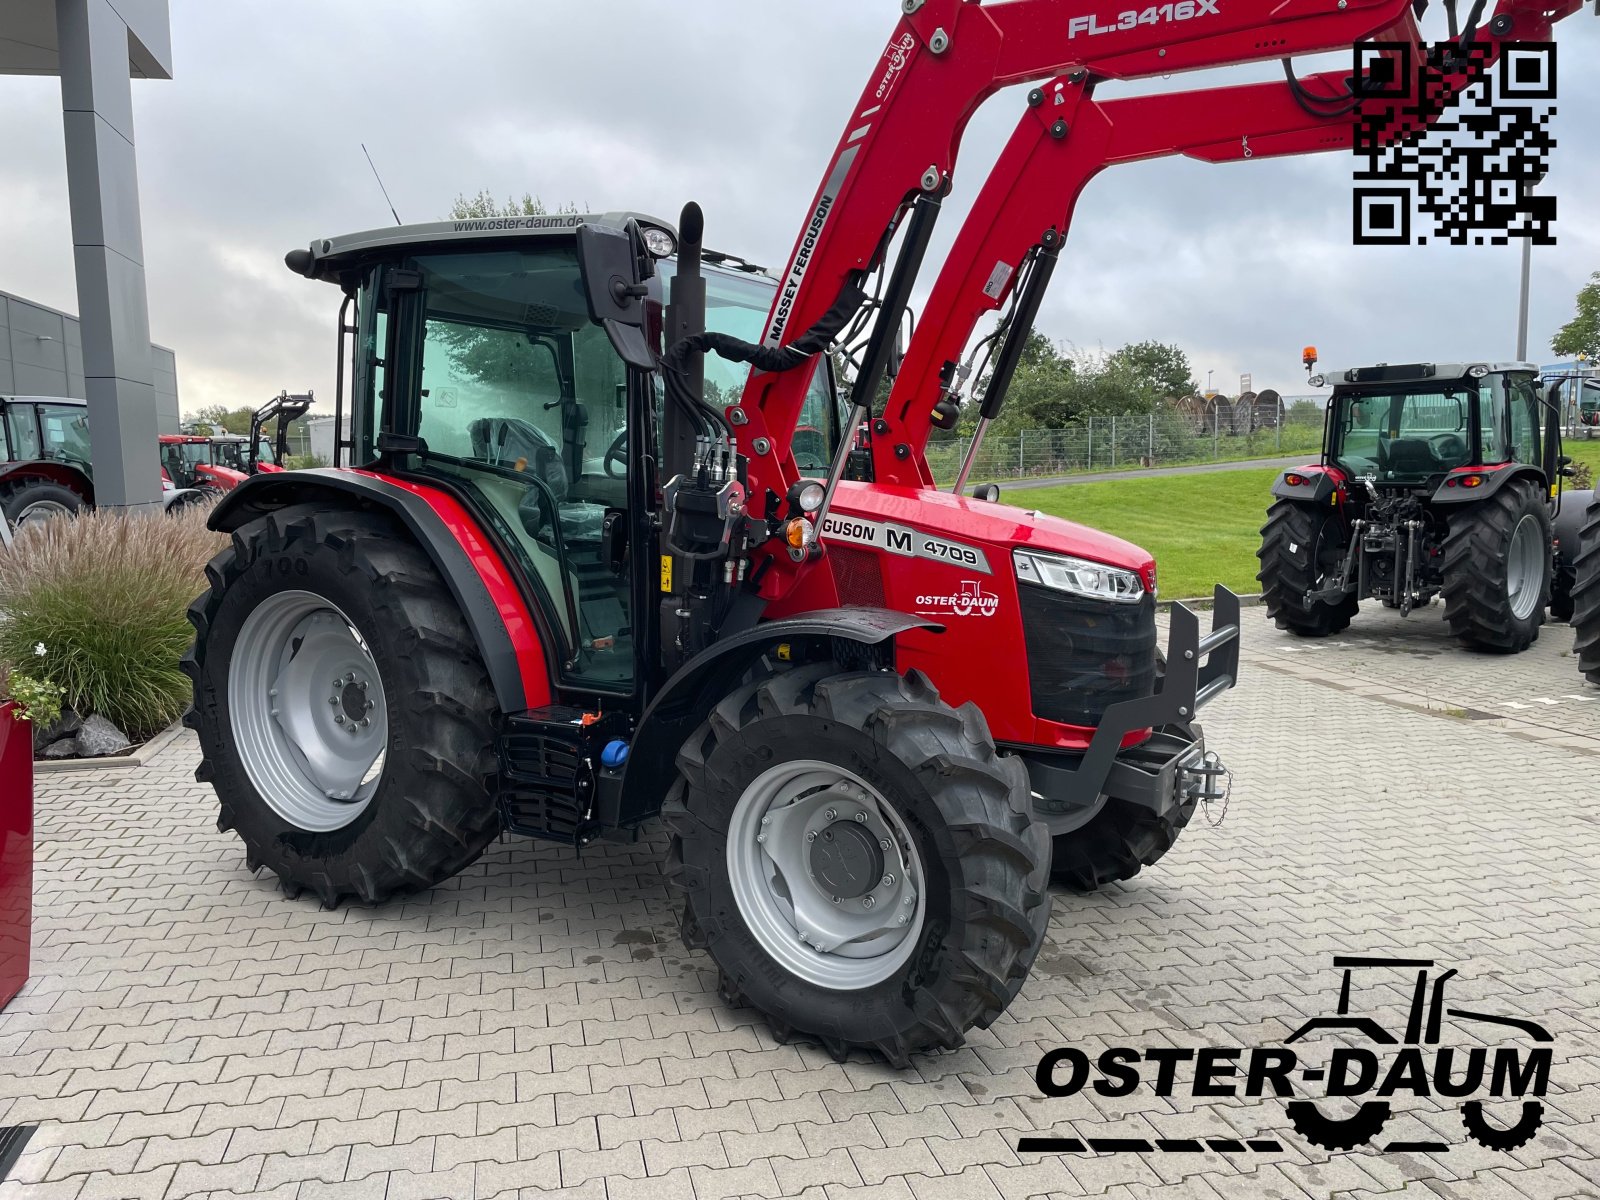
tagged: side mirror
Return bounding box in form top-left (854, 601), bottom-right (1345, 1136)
top-left (577, 221), bottom-right (655, 370)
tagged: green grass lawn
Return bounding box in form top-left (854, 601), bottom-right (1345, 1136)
top-left (1019, 467), bottom-right (1287, 601)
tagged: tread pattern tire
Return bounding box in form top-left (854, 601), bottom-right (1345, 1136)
top-left (1285, 1100), bottom-right (1392, 1151)
top-left (1, 480), bottom-right (84, 528)
top-left (1258, 499), bottom-right (1358, 637)
top-left (1572, 492), bottom-right (1600, 683)
top-left (1440, 480), bottom-right (1550, 653)
top-left (1050, 796), bottom-right (1196, 893)
top-left (182, 504), bottom-right (501, 908)
top-left (662, 664), bottom-right (1050, 1066)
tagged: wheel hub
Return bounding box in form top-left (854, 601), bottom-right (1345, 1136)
top-left (809, 813), bottom-right (884, 900)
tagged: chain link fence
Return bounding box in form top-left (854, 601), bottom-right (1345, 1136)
top-left (925, 399), bottom-right (1326, 487)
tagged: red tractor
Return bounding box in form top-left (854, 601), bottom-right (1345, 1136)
top-left (183, 0), bottom-right (1577, 1061)
top-left (159, 434), bottom-right (249, 495)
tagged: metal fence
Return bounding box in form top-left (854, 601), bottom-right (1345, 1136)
top-left (924, 401), bottom-right (1326, 487)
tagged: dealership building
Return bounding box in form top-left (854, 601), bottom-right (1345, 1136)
top-left (1, 0), bottom-right (173, 508)
top-left (0, 288), bottom-right (179, 431)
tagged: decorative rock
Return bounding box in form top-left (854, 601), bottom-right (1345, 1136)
top-left (41, 737), bottom-right (81, 759)
top-left (33, 706), bottom-right (82, 752)
top-left (75, 714), bottom-right (131, 757)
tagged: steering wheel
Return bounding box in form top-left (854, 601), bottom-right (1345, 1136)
top-left (603, 430), bottom-right (628, 478)
top-left (1430, 433), bottom-right (1467, 461)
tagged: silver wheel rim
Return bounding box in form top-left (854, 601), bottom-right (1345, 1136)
top-left (1506, 514), bottom-right (1543, 621)
top-left (228, 589), bottom-right (388, 832)
top-left (726, 759), bottom-right (927, 991)
top-left (15, 499), bottom-right (71, 528)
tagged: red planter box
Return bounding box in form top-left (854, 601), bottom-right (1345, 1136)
top-left (0, 704), bottom-right (32, 1011)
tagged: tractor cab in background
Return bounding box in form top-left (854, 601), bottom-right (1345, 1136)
top-left (159, 435), bottom-right (248, 495)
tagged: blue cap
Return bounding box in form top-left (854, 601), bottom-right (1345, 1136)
top-left (601, 739), bottom-right (630, 769)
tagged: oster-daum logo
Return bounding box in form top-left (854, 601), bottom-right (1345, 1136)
top-left (1019, 957), bottom-right (1553, 1157)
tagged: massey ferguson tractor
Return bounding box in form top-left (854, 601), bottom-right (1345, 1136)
top-left (1259, 356), bottom-right (1567, 652)
top-left (184, 0), bottom-right (1577, 1061)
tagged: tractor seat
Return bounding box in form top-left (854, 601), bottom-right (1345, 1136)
top-left (1380, 437), bottom-right (1438, 476)
top-left (468, 417), bottom-right (568, 502)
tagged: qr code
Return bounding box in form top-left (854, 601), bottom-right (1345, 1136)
top-left (1353, 41), bottom-right (1556, 246)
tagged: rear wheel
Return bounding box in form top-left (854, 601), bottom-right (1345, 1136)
top-left (1050, 796), bottom-right (1196, 892)
top-left (183, 505), bottom-right (501, 906)
top-left (1, 480), bottom-right (83, 530)
top-left (1572, 492), bottom-right (1600, 683)
top-left (1441, 481), bottom-right (1551, 653)
top-left (663, 664), bottom-right (1050, 1066)
top-left (1258, 499), bottom-right (1357, 637)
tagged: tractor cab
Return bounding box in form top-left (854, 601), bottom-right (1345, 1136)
top-left (1318, 363), bottom-right (1548, 491)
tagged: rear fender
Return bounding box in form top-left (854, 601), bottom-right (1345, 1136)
top-left (1270, 464), bottom-right (1343, 506)
top-left (0, 461), bottom-right (94, 503)
top-left (209, 468), bottom-right (549, 713)
top-left (1428, 464), bottom-right (1545, 506)
top-left (611, 609), bottom-right (942, 828)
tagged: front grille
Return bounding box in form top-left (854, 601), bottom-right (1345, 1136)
top-left (1019, 585), bottom-right (1157, 726)
top-left (829, 544), bottom-right (887, 607)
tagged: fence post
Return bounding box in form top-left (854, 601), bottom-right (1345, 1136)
top-left (1019, 429), bottom-right (1026, 474)
top-left (1111, 416), bottom-right (1117, 468)
top-left (1087, 416), bottom-right (1093, 471)
top-left (1276, 418), bottom-right (1281, 453)
top-left (1148, 412), bottom-right (1154, 464)
top-left (1212, 410), bottom-right (1219, 460)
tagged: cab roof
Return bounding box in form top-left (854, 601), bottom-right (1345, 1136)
top-left (1316, 362), bottom-right (1538, 388)
top-left (285, 211), bottom-right (769, 284)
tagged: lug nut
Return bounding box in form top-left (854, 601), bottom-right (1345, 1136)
top-left (335, 715), bottom-right (345, 725)
top-left (882, 874), bottom-right (895, 887)
top-left (853, 812), bottom-right (867, 823)
top-left (863, 896), bottom-right (875, 909)
top-left (806, 831), bottom-right (817, 842)
top-left (757, 833), bottom-right (766, 844)
top-left (825, 808), bottom-right (837, 822)
top-left (328, 697), bottom-right (339, 706)
top-left (761, 815), bottom-right (770, 825)
top-left (359, 718), bottom-right (370, 728)
top-left (332, 679), bottom-right (342, 689)
top-left (879, 838), bottom-right (891, 851)
top-left (898, 914), bottom-right (910, 925)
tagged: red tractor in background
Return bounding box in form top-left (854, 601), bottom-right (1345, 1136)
top-left (159, 434), bottom-right (249, 495)
top-left (184, 0), bottom-right (1578, 1061)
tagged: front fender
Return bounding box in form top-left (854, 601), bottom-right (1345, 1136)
top-left (210, 469), bottom-right (548, 713)
top-left (611, 608), bottom-right (942, 828)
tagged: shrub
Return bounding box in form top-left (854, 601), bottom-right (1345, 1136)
top-left (0, 504), bottom-right (226, 739)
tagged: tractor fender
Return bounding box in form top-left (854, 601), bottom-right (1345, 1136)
top-left (613, 608), bottom-right (943, 827)
top-left (1270, 465), bottom-right (1342, 506)
top-left (1429, 465), bottom-right (1547, 507)
top-left (0, 460), bottom-right (94, 504)
top-left (208, 468), bottom-right (543, 713)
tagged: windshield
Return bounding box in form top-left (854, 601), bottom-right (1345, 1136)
top-left (257, 440), bottom-right (276, 464)
top-left (657, 262), bottom-right (846, 475)
top-left (180, 442), bottom-right (212, 465)
top-left (37, 405), bottom-right (92, 466)
top-left (1330, 384), bottom-right (1480, 482)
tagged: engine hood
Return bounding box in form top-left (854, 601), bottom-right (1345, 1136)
top-left (827, 481), bottom-right (1154, 577)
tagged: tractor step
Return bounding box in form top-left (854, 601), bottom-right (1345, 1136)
top-left (495, 707), bottom-right (629, 846)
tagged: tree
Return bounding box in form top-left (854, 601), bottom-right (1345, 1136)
top-left (448, 191), bottom-right (583, 220)
top-left (185, 405), bottom-right (255, 435)
top-left (1105, 340), bottom-right (1197, 399)
top-left (1552, 271), bottom-right (1600, 362)
top-left (975, 335), bottom-right (1168, 433)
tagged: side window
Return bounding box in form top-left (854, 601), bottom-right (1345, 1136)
top-left (6, 407), bottom-right (40, 460)
top-left (1508, 379), bottom-right (1539, 465)
top-left (38, 405), bottom-right (91, 464)
top-left (1479, 384), bottom-right (1508, 463)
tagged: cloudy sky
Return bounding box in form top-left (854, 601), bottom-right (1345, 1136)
top-left (1, 1), bottom-right (1596, 415)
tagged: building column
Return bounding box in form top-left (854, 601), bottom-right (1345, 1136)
top-left (55, 0), bottom-right (161, 511)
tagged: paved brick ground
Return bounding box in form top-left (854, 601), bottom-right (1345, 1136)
top-left (3, 607), bottom-right (1598, 1199)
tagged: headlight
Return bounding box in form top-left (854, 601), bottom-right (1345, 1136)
top-left (1014, 548), bottom-right (1144, 604)
top-left (642, 227), bottom-right (677, 258)
top-left (1309, 374), bottom-right (1325, 388)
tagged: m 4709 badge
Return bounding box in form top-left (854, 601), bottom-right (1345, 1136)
top-left (1068, 0), bottom-right (1220, 38)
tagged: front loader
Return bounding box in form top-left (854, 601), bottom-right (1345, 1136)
top-left (185, 0), bottom-right (1577, 1062)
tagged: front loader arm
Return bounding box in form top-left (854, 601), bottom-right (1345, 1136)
top-left (872, 0), bottom-right (1574, 485)
top-left (734, 0), bottom-right (1576, 590)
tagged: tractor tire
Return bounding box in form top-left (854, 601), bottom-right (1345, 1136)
top-left (183, 504), bottom-right (501, 908)
top-left (1049, 795), bottom-right (1196, 893)
top-left (663, 664), bottom-right (1050, 1066)
top-left (1573, 492), bottom-right (1600, 683)
top-left (1440, 480), bottom-right (1551, 653)
top-left (1257, 499), bottom-right (1358, 637)
top-left (1285, 1100), bottom-right (1392, 1151)
top-left (1, 480), bottom-right (83, 530)
top-left (1460, 1100), bottom-right (1543, 1151)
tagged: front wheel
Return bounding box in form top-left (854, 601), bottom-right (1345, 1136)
top-left (663, 664), bottom-right (1050, 1066)
top-left (1, 480), bottom-right (83, 530)
top-left (1573, 492), bottom-right (1600, 683)
top-left (183, 505), bottom-right (502, 907)
top-left (1441, 481), bottom-right (1551, 653)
